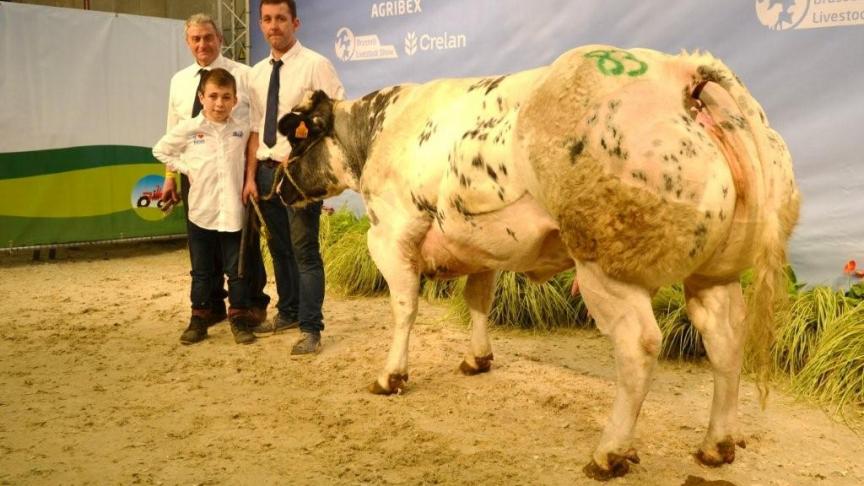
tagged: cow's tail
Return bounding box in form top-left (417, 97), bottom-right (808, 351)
top-left (682, 52), bottom-right (797, 408)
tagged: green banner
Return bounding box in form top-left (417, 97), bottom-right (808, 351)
top-left (0, 146), bottom-right (186, 248)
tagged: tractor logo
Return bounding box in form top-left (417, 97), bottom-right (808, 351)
top-left (136, 184), bottom-right (166, 209)
top-left (131, 174), bottom-right (174, 221)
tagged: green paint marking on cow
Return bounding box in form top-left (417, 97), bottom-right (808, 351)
top-left (585, 50), bottom-right (648, 77)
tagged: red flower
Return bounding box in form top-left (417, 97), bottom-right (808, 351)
top-left (856, 270), bottom-right (864, 279)
top-left (844, 260), bottom-right (857, 275)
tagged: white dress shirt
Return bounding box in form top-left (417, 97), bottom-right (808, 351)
top-left (152, 115), bottom-right (249, 232)
top-left (166, 54), bottom-right (251, 130)
top-left (248, 41), bottom-right (345, 162)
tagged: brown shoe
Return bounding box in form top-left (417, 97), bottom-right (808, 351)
top-left (252, 313), bottom-right (299, 335)
top-left (291, 332), bottom-right (321, 355)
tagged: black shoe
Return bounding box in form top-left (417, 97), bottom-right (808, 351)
top-left (291, 332), bottom-right (321, 355)
top-left (228, 308), bottom-right (257, 345)
top-left (180, 315), bottom-right (209, 345)
top-left (230, 321), bottom-right (256, 345)
top-left (252, 313), bottom-right (299, 335)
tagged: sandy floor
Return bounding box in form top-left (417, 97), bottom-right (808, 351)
top-left (0, 241), bottom-right (861, 485)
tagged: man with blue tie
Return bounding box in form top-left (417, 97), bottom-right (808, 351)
top-left (243, 0), bottom-right (345, 354)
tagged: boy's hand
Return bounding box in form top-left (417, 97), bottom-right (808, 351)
top-left (161, 177), bottom-right (181, 204)
top-left (243, 179), bottom-right (259, 203)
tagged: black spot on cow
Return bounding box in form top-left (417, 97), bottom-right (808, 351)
top-left (631, 170), bottom-right (648, 183)
top-left (505, 227), bottom-right (517, 241)
top-left (418, 120), bottom-right (437, 147)
top-left (435, 209), bottom-right (445, 230)
top-left (722, 186), bottom-right (729, 199)
top-left (451, 195), bottom-right (475, 220)
top-left (663, 174), bottom-right (674, 192)
top-left (497, 188), bottom-right (505, 201)
top-left (467, 75), bottom-right (507, 95)
top-left (368, 208), bottom-right (379, 226)
top-left (689, 222), bottom-right (709, 257)
top-left (410, 191), bottom-right (437, 217)
top-left (345, 85), bottom-right (404, 169)
top-left (498, 164), bottom-right (508, 176)
top-left (568, 137), bottom-right (586, 164)
top-left (462, 129), bottom-right (481, 140)
top-left (720, 120), bottom-right (735, 131)
top-left (486, 164), bottom-right (498, 182)
top-left (459, 174), bottom-right (471, 188)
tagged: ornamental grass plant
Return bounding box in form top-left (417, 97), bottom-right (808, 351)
top-left (450, 270), bottom-right (591, 331)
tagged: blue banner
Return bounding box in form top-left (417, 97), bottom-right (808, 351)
top-left (251, 0), bottom-right (864, 286)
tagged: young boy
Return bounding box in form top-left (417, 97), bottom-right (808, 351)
top-left (153, 68), bottom-right (261, 345)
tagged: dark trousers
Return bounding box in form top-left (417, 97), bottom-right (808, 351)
top-left (255, 162), bottom-right (325, 334)
top-left (186, 220), bottom-right (250, 310)
top-left (181, 174), bottom-right (227, 309)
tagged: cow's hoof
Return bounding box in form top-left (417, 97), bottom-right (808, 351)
top-left (694, 437), bottom-right (737, 467)
top-left (582, 452), bottom-right (635, 481)
top-left (368, 373), bottom-right (408, 395)
top-left (458, 353), bottom-right (494, 375)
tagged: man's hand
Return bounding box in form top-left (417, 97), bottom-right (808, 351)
top-left (161, 176), bottom-right (181, 204)
top-left (243, 179), bottom-right (259, 204)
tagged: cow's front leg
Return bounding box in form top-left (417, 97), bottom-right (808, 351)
top-left (576, 261), bottom-right (660, 481)
top-left (684, 278), bottom-right (747, 467)
top-left (459, 270), bottom-right (497, 375)
top-left (366, 227), bottom-right (421, 395)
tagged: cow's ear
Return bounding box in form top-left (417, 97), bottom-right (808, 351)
top-left (277, 112), bottom-right (306, 143)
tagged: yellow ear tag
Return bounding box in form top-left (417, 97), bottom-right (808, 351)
top-left (295, 121), bottom-right (309, 139)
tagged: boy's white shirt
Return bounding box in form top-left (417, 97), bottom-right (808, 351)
top-left (152, 114), bottom-right (249, 232)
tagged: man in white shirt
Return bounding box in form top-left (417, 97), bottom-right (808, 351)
top-left (160, 13), bottom-right (268, 342)
top-left (242, 0), bottom-right (345, 354)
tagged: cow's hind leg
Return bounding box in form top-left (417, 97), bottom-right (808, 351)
top-left (459, 271), bottom-right (497, 375)
top-left (367, 230), bottom-right (421, 395)
top-left (684, 277), bottom-right (747, 466)
top-left (576, 261), bottom-right (660, 481)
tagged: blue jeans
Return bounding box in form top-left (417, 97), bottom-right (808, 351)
top-left (186, 220), bottom-right (250, 310)
top-left (256, 162), bottom-right (325, 334)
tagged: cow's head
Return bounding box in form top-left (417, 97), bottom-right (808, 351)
top-left (276, 90), bottom-right (353, 206)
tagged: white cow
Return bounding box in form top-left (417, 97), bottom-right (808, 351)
top-left (271, 45), bottom-right (800, 480)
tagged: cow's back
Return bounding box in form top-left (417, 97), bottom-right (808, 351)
top-left (516, 45), bottom-right (798, 288)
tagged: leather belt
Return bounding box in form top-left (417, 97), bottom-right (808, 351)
top-left (260, 158), bottom-right (281, 168)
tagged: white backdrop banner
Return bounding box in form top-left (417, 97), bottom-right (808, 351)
top-left (249, 0), bottom-right (864, 286)
top-left (0, 2), bottom-right (189, 247)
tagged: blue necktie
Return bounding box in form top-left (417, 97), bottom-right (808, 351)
top-left (263, 59), bottom-right (283, 148)
top-left (191, 68), bottom-right (208, 118)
